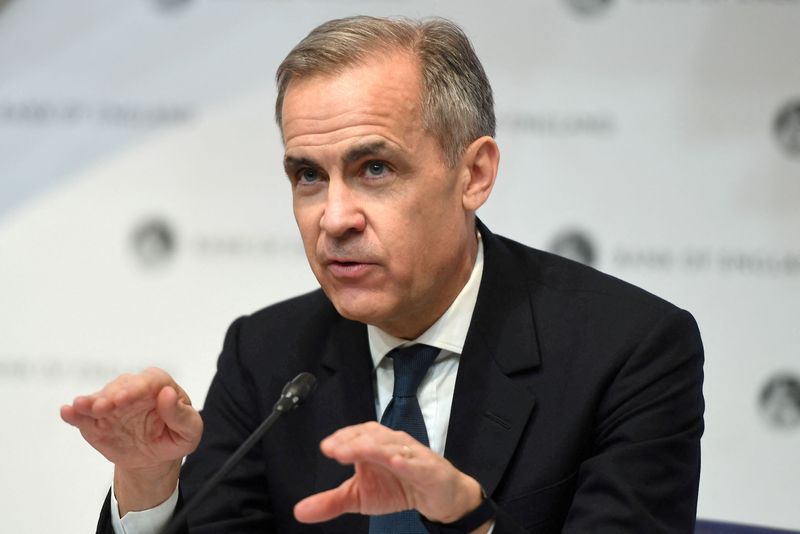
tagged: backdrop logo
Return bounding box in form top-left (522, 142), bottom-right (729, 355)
top-left (548, 229), bottom-right (597, 267)
top-left (131, 218), bottom-right (178, 267)
top-left (759, 373), bottom-right (800, 429)
top-left (505, 112), bottom-right (615, 137)
top-left (151, 0), bottom-right (192, 12)
top-left (774, 99), bottom-right (800, 157)
top-left (565, 0), bottom-right (614, 17)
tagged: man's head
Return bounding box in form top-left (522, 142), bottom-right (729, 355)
top-left (276, 16), bottom-right (495, 167)
top-left (277, 17), bottom-right (499, 339)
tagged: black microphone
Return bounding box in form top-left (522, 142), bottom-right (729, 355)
top-left (273, 372), bottom-right (317, 413)
top-left (161, 372), bottom-right (317, 534)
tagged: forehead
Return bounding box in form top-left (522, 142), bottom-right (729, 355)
top-left (280, 52), bottom-right (427, 153)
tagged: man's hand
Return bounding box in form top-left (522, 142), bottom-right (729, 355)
top-left (294, 422), bottom-right (490, 532)
top-left (60, 367), bottom-right (203, 515)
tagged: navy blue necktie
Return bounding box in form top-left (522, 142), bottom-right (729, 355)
top-left (369, 344), bottom-right (440, 534)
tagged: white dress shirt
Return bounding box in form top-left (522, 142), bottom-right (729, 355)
top-left (112, 237), bottom-right (484, 533)
top-left (369, 236), bottom-right (484, 455)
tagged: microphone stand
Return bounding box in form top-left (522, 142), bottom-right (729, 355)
top-left (161, 373), bottom-right (316, 534)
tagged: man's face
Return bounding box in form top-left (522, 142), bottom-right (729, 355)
top-left (281, 51), bottom-right (477, 339)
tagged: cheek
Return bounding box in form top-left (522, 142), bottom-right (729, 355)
top-left (386, 232), bottom-right (429, 281)
top-left (293, 204), bottom-right (320, 251)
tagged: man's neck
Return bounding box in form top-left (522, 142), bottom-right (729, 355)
top-left (367, 232), bottom-right (484, 363)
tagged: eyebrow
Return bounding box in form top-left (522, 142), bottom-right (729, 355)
top-left (342, 140), bottom-right (394, 164)
top-left (283, 155), bottom-right (317, 175)
top-left (283, 140), bottom-right (399, 175)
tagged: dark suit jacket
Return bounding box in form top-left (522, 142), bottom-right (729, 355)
top-left (98, 222), bottom-right (704, 533)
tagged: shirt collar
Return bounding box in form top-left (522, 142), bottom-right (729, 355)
top-left (367, 233), bottom-right (484, 369)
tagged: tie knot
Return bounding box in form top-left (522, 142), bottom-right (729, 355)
top-left (389, 344), bottom-right (439, 398)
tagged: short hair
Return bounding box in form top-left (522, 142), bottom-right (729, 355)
top-left (275, 16), bottom-right (495, 167)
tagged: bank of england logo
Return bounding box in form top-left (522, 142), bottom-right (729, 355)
top-left (131, 218), bottom-right (178, 267)
top-left (759, 373), bottom-right (800, 429)
top-left (774, 99), bottom-right (800, 157)
top-left (548, 229), bottom-right (597, 267)
top-left (565, 0), bottom-right (614, 17)
top-left (152, 0), bottom-right (192, 12)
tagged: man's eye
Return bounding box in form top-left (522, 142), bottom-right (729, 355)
top-left (299, 168), bottom-right (319, 183)
top-left (365, 161), bottom-right (389, 178)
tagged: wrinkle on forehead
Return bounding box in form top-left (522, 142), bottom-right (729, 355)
top-left (281, 52), bottom-right (424, 152)
top-left (285, 126), bottom-right (416, 155)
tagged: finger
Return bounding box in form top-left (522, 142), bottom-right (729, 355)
top-left (325, 420), bottom-right (395, 441)
top-left (156, 386), bottom-right (202, 440)
top-left (326, 436), bottom-right (448, 497)
top-left (72, 394), bottom-right (119, 418)
top-left (320, 421), bottom-right (399, 453)
top-left (322, 427), bottom-right (421, 467)
top-left (386, 443), bottom-right (443, 482)
top-left (294, 481), bottom-right (357, 523)
top-left (61, 406), bottom-right (114, 443)
top-left (91, 396), bottom-right (117, 416)
top-left (111, 373), bottom-right (162, 408)
top-left (320, 423), bottom-right (368, 448)
top-left (60, 404), bottom-right (95, 427)
top-left (97, 373), bottom-right (137, 404)
top-left (72, 374), bottom-right (139, 414)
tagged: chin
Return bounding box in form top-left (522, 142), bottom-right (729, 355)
top-left (327, 292), bottom-right (389, 327)
top-left (332, 302), bottom-right (381, 325)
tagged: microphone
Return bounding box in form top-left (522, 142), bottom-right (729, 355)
top-left (274, 372), bottom-right (317, 413)
top-left (161, 372), bottom-right (317, 534)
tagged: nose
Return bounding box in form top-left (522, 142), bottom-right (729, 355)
top-left (319, 177), bottom-right (366, 238)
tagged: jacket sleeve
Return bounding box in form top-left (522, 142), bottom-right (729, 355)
top-left (95, 490), bottom-right (113, 534)
top-left (560, 308), bottom-right (705, 533)
top-left (177, 315), bottom-right (276, 533)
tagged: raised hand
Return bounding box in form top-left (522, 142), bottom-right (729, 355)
top-left (60, 367), bottom-right (203, 514)
top-left (293, 421), bottom-right (489, 531)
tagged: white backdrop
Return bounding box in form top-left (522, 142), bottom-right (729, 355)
top-left (1, 0), bottom-right (799, 531)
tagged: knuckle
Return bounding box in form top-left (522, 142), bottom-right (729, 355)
top-left (395, 430), bottom-right (413, 441)
top-left (143, 366), bottom-right (164, 378)
top-left (364, 421), bottom-right (382, 431)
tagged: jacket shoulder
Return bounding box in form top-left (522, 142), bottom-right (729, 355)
top-left (493, 233), bottom-right (678, 315)
top-left (239, 286), bottom-right (342, 334)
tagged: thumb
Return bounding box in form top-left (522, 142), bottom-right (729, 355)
top-left (157, 386), bottom-right (202, 440)
top-left (294, 480), bottom-right (357, 523)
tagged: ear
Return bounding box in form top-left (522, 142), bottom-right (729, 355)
top-left (459, 136), bottom-right (500, 212)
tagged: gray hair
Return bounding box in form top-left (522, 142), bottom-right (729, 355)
top-left (275, 16), bottom-right (495, 167)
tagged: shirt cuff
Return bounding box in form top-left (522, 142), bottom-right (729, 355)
top-left (110, 480), bottom-right (180, 534)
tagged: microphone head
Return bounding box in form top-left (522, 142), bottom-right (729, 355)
top-left (277, 372), bottom-right (317, 411)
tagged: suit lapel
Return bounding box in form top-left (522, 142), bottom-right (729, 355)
top-left (444, 222), bottom-right (541, 496)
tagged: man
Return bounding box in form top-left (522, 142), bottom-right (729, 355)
top-left (61, 16), bottom-right (704, 533)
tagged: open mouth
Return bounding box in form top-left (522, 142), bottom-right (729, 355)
top-left (327, 260), bottom-right (371, 278)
